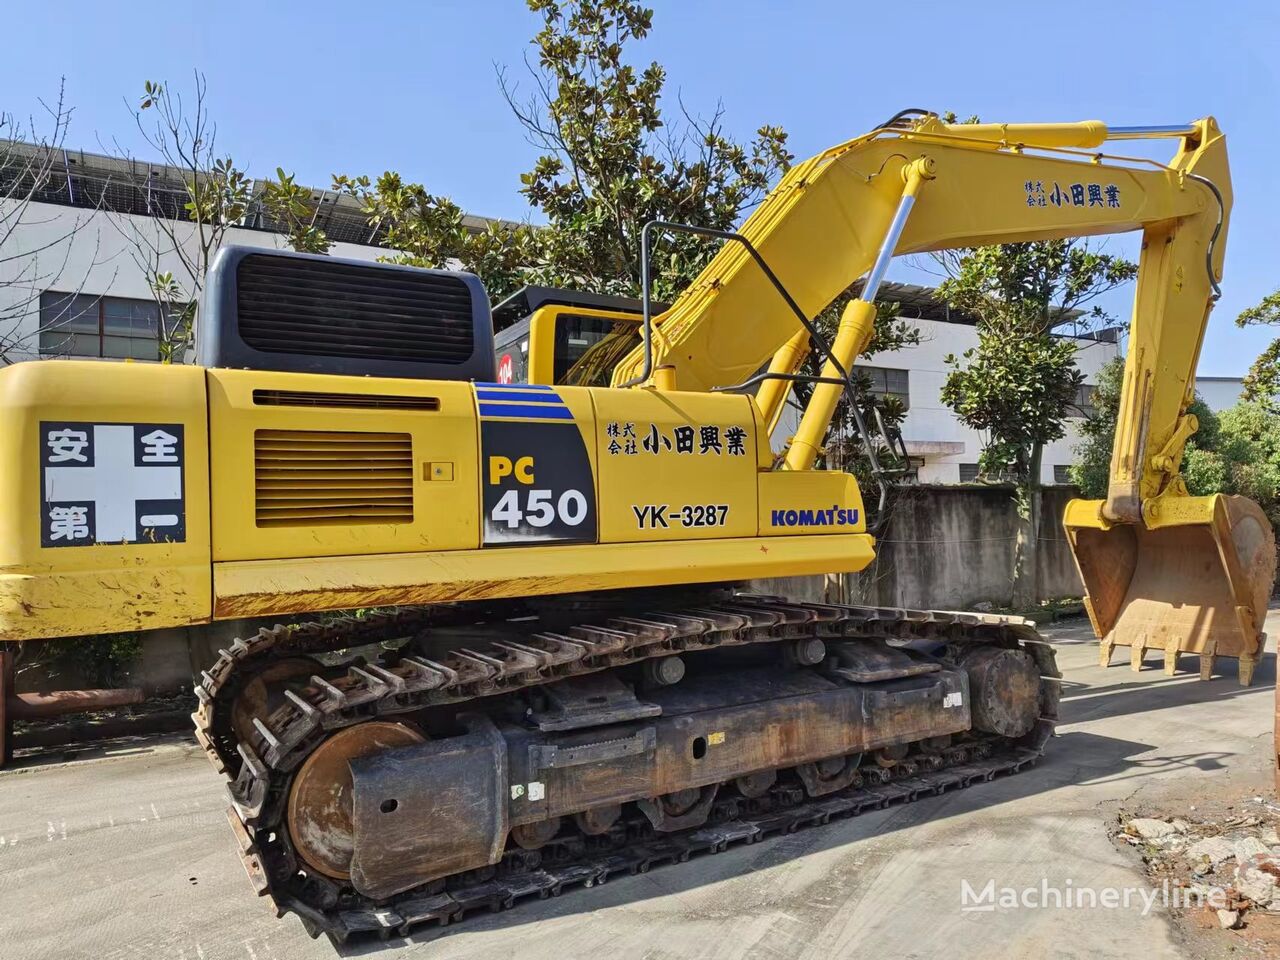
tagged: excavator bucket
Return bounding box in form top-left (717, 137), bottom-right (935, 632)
top-left (1064, 494), bottom-right (1275, 685)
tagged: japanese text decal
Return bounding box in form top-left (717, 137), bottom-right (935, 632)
top-left (40, 421), bottom-right (186, 547)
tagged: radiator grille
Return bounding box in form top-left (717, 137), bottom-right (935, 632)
top-left (236, 254), bottom-right (475, 363)
top-left (254, 430), bottom-right (413, 527)
top-left (252, 389), bottom-right (440, 411)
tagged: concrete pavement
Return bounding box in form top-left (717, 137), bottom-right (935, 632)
top-left (0, 614), bottom-right (1274, 960)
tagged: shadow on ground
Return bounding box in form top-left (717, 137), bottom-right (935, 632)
top-left (1059, 649), bottom-right (1275, 725)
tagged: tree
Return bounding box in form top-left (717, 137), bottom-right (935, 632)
top-left (111, 74), bottom-right (332, 360)
top-left (0, 82), bottom-right (105, 364)
top-left (334, 0), bottom-right (916, 514)
top-left (502, 0), bottom-right (792, 299)
top-left (937, 227), bottom-right (1137, 608)
top-left (1236, 289), bottom-right (1280, 411)
top-left (1070, 356), bottom-right (1218, 499)
top-left (335, 0), bottom-right (793, 306)
top-left (331, 171), bottom-right (539, 303)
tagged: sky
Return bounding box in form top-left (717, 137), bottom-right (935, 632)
top-left (3, 0), bottom-right (1277, 375)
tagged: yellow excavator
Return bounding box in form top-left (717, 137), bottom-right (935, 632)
top-left (0, 111), bottom-right (1270, 942)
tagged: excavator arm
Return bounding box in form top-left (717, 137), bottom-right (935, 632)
top-left (612, 112), bottom-right (1273, 681)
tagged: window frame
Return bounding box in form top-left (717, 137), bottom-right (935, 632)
top-left (854, 364), bottom-right (911, 410)
top-left (38, 291), bottom-right (165, 361)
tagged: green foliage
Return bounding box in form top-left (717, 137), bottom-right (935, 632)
top-left (1215, 401), bottom-right (1280, 512)
top-left (1070, 356), bottom-right (1221, 498)
top-left (941, 319), bottom-right (1084, 480)
top-left (331, 172), bottom-right (540, 303)
top-left (339, 0), bottom-right (793, 304)
top-left (935, 240), bottom-right (1135, 481)
top-left (1237, 289), bottom-right (1280, 326)
top-left (1236, 288), bottom-right (1280, 410)
top-left (933, 111), bottom-right (1137, 485)
top-left (17, 632), bottom-right (142, 689)
top-left (260, 169), bottom-right (334, 255)
top-left (134, 78), bottom-right (330, 360)
top-left (937, 242), bottom-right (1137, 331)
top-left (508, 0), bottom-right (792, 299)
top-left (148, 271), bottom-right (194, 363)
top-left (1069, 355), bottom-right (1279, 529)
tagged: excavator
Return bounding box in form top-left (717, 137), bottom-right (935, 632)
top-left (0, 111), bottom-right (1271, 942)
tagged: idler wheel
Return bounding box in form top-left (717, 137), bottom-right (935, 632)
top-left (286, 721), bottom-right (425, 880)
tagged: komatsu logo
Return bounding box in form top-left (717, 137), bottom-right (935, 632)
top-left (771, 506), bottom-right (859, 527)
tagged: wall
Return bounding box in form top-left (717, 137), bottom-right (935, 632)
top-left (759, 484), bottom-right (1083, 611)
top-left (1195, 376), bottom-right (1244, 412)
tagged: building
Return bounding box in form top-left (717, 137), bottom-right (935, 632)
top-left (774, 282), bottom-right (1123, 485)
top-left (1195, 376), bottom-right (1244, 412)
top-left (0, 141), bottom-right (505, 363)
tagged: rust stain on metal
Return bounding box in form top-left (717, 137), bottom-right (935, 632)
top-left (214, 575), bottom-right (591, 621)
top-left (9, 686), bottom-right (145, 720)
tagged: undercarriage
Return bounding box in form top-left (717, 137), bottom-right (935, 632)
top-left (193, 589), bottom-right (1059, 944)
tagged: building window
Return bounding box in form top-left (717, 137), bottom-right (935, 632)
top-left (856, 365), bottom-right (910, 410)
top-left (959, 463), bottom-right (980, 482)
top-left (1067, 383), bottom-right (1097, 419)
top-left (38, 292), bottom-right (168, 360)
top-left (1053, 465), bottom-right (1073, 484)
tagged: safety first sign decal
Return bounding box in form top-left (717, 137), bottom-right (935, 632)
top-left (39, 421), bottom-right (186, 548)
top-left (476, 384), bottom-right (596, 547)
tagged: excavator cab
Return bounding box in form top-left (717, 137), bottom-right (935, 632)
top-left (1065, 494), bottom-right (1275, 684)
top-left (490, 287), bottom-right (654, 387)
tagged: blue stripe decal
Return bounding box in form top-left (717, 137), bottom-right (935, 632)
top-left (479, 403), bottom-right (575, 420)
top-left (475, 382), bottom-right (555, 391)
top-left (475, 389), bottom-right (565, 404)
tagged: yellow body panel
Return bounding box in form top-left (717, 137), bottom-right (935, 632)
top-left (613, 127), bottom-right (1210, 396)
top-left (590, 389), bottom-right (758, 543)
top-left (208, 369), bottom-right (482, 561)
top-left (211, 533), bottom-right (876, 620)
top-left (758, 470), bottom-right (866, 536)
top-left (0, 362), bottom-right (874, 642)
top-left (0, 361), bottom-right (211, 639)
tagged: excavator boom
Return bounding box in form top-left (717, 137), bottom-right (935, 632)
top-left (612, 112), bottom-right (1272, 682)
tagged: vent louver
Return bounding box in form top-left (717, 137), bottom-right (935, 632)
top-left (255, 429), bottom-right (413, 527)
top-left (236, 254), bottom-right (475, 363)
top-left (252, 389), bottom-right (441, 411)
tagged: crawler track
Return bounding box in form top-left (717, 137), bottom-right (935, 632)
top-left (193, 595), bottom-right (1060, 944)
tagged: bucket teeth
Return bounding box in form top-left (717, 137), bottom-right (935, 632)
top-left (1129, 640), bottom-right (1146, 672)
